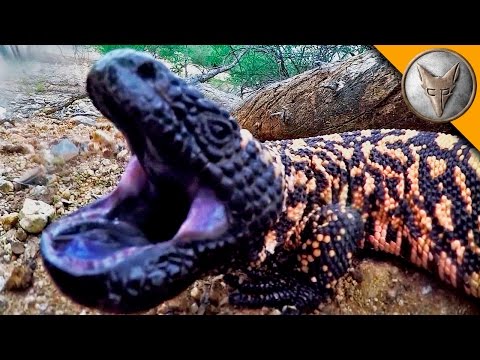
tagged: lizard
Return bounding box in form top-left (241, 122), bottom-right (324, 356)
top-left (40, 49), bottom-right (480, 314)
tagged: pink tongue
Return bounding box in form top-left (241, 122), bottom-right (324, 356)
top-left (173, 187), bottom-right (227, 242)
top-left (116, 156), bottom-right (148, 194)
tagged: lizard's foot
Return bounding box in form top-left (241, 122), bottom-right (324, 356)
top-left (224, 269), bottom-right (325, 312)
top-left (225, 204), bottom-right (364, 313)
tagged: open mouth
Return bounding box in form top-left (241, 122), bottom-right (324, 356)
top-left (41, 155), bottom-right (228, 277)
top-left (40, 49), bottom-right (231, 291)
top-left (39, 48), bottom-right (243, 312)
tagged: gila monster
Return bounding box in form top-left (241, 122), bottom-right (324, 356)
top-left (40, 49), bottom-right (480, 313)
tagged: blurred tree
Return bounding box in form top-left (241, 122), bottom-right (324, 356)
top-left (94, 45), bottom-right (372, 94)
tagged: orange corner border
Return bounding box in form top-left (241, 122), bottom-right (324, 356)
top-left (375, 45), bottom-right (480, 151)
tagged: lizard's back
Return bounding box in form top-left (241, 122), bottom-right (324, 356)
top-left (262, 128), bottom-right (480, 298)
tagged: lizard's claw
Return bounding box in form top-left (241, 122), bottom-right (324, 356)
top-left (224, 269), bottom-right (324, 312)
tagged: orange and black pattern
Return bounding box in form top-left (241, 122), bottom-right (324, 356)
top-left (227, 128), bottom-right (480, 310)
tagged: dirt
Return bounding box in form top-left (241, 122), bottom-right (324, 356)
top-left (0, 46), bottom-right (479, 315)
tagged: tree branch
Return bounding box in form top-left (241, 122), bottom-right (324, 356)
top-left (185, 47), bottom-right (250, 85)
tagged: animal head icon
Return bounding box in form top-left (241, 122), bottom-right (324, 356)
top-left (417, 62), bottom-right (460, 117)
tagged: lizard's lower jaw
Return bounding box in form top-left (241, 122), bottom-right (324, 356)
top-left (40, 157), bottom-right (229, 313)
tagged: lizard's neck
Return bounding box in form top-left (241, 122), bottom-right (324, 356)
top-left (267, 136), bottom-right (353, 208)
top-left (249, 136), bottom-right (353, 264)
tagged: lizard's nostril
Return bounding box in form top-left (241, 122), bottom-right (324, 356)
top-left (137, 61), bottom-right (156, 80)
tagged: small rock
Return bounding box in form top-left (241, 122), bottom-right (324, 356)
top-left (5, 229), bottom-right (16, 242)
top-left (398, 299), bottom-right (404, 306)
top-left (42, 106), bottom-right (54, 114)
top-left (27, 185), bottom-right (51, 202)
top-left (0, 212), bottom-right (19, 230)
top-left (0, 179), bottom-right (14, 193)
top-left (421, 285), bottom-right (432, 295)
top-left (18, 198), bottom-right (55, 234)
top-left (50, 138), bottom-right (79, 162)
top-left (4, 265), bottom-right (34, 291)
top-left (190, 302), bottom-right (199, 314)
top-left (117, 149), bottom-right (129, 160)
top-left (268, 309), bottom-right (282, 315)
top-left (15, 228), bottom-right (27, 242)
top-left (197, 304), bottom-right (206, 315)
top-left (36, 303), bottom-right (48, 311)
top-left (29, 185), bottom-right (46, 196)
top-left (387, 288), bottom-right (397, 300)
top-left (3, 122), bottom-right (13, 129)
top-left (190, 286), bottom-right (202, 301)
top-left (61, 189), bottom-right (71, 199)
top-left (11, 241), bottom-right (25, 255)
top-left (72, 115), bottom-right (96, 126)
top-left (14, 166), bottom-right (47, 188)
top-left (24, 240), bottom-right (39, 260)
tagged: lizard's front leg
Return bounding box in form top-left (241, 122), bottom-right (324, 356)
top-left (225, 204), bottom-right (364, 312)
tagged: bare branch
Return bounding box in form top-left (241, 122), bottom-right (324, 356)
top-left (185, 47), bottom-right (250, 85)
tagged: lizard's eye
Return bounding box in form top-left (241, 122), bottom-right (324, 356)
top-left (208, 118), bottom-right (231, 141)
top-left (192, 114), bottom-right (239, 161)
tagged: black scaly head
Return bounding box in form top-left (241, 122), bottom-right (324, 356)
top-left (40, 49), bottom-right (285, 313)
